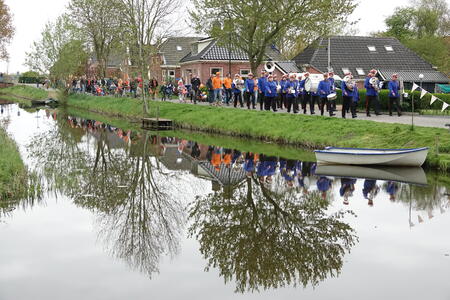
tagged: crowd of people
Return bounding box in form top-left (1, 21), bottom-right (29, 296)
top-left (70, 68), bottom-right (404, 119)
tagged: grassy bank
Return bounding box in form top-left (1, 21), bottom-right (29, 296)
top-left (0, 85), bottom-right (49, 108)
top-left (64, 93), bottom-right (450, 171)
top-left (0, 127), bottom-right (27, 201)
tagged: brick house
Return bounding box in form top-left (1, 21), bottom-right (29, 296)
top-left (293, 36), bottom-right (449, 92)
top-left (149, 37), bottom-right (203, 82)
top-left (178, 37), bottom-right (299, 84)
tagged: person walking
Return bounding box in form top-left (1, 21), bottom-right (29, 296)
top-left (284, 73), bottom-right (299, 113)
top-left (232, 74), bottom-right (244, 108)
top-left (318, 73), bottom-right (334, 116)
top-left (223, 73), bottom-right (233, 106)
top-left (257, 71), bottom-right (267, 111)
top-left (245, 73), bottom-right (257, 109)
top-left (388, 74), bottom-right (402, 116)
top-left (364, 70), bottom-right (381, 116)
top-left (149, 77), bottom-right (158, 100)
top-left (190, 73), bottom-right (201, 104)
top-left (206, 74), bottom-right (214, 105)
top-left (341, 72), bottom-right (354, 118)
top-left (177, 79), bottom-right (187, 103)
top-left (264, 75), bottom-right (278, 112)
top-left (212, 72), bottom-right (223, 106)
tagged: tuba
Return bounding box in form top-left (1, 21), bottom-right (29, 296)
top-left (369, 77), bottom-right (383, 91)
top-left (343, 75), bottom-right (354, 91)
top-left (264, 61), bottom-right (276, 73)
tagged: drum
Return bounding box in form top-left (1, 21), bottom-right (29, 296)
top-left (327, 93), bottom-right (337, 101)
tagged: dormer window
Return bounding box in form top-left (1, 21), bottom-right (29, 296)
top-left (342, 68), bottom-right (350, 75)
top-left (385, 45), bottom-right (394, 51)
top-left (368, 46), bottom-right (376, 52)
top-left (356, 68), bottom-right (365, 76)
top-left (176, 45), bottom-right (182, 51)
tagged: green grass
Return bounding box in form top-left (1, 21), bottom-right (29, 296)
top-left (420, 109), bottom-right (450, 116)
top-left (65, 93), bottom-right (450, 171)
top-left (0, 127), bottom-right (27, 200)
top-left (0, 85), bottom-right (49, 108)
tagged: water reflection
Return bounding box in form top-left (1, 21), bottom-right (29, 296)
top-left (2, 104), bottom-right (450, 295)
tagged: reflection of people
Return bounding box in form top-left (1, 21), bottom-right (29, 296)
top-left (281, 159), bottom-right (298, 187)
top-left (317, 176), bottom-right (332, 199)
top-left (386, 181), bottom-right (399, 201)
top-left (243, 152), bottom-right (257, 177)
top-left (340, 178), bottom-right (356, 205)
top-left (363, 179), bottom-right (379, 206)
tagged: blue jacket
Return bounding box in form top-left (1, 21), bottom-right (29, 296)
top-left (257, 77), bottom-right (267, 93)
top-left (284, 80), bottom-right (299, 98)
top-left (280, 79), bottom-right (288, 93)
top-left (318, 79), bottom-right (331, 98)
top-left (299, 79), bottom-right (306, 95)
top-left (317, 177), bottom-right (332, 192)
top-left (353, 86), bottom-right (360, 103)
top-left (364, 76), bottom-right (378, 96)
top-left (264, 80), bottom-right (278, 97)
top-left (388, 80), bottom-right (400, 98)
top-left (341, 81), bottom-right (353, 97)
top-left (245, 78), bottom-right (255, 93)
top-left (329, 77), bottom-right (335, 91)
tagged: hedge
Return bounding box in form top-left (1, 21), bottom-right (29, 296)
top-left (18, 76), bottom-right (45, 84)
top-left (333, 89), bottom-right (450, 112)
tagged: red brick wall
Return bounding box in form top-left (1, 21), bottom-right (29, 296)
top-left (180, 61), bottom-right (284, 84)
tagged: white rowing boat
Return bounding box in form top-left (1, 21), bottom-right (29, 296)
top-left (314, 147), bottom-right (429, 167)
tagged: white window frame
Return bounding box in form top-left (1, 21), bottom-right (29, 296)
top-left (368, 45), bottom-right (377, 52)
top-left (240, 69), bottom-right (251, 78)
top-left (356, 68), bottom-right (365, 76)
top-left (168, 70), bottom-right (175, 78)
top-left (384, 45), bottom-right (394, 52)
top-left (210, 67), bottom-right (223, 77)
top-left (342, 68), bottom-right (350, 75)
top-left (184, 69), bottom-right (192, 83)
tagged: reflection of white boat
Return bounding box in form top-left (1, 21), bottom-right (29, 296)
top-left (314, 147), bottom-right (428, 167)
top-left (315, 164), bottom-right (428, 185)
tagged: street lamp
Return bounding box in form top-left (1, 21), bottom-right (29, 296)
top-left (419, 73), bottom-right (424, 88)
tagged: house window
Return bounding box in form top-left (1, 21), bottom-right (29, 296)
top-left (168, 70), bottom-right (175, 78)
top-left (356, 68), bottom-right (365, 76)
top-left (184, 69), bottom-right (192, 82)
top-left (385, 45), bottom-right (394, 51)
top-left (162, 70), bottom-right (167, 78)
top-left (342, 68), bottom-right (351, 75)
top-left (210, 67), bottom-right (223, 76)
top-left (176, 45), bottom-right (182, 51)
top-left (367, 46), bottom-right (377, 52)
top-left (240, 69), bottom-right (251, 78)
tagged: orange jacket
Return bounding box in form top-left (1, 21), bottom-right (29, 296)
top-left (224, 77), bottom-right (232, 89)
top-left (212, 77), bottom-right (223, 89)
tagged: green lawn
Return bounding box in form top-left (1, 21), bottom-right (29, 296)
top-left (65, 93), bottom-right (450, 171)
top-left (0, 85), bottom-right (49, 108)
top-left (0, 127), bottom-right (27, 201)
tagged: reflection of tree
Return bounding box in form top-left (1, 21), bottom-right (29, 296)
top-left (28, 113), bottom-right (184, 277)
top-left (189, 177), bottom-right (357, 293)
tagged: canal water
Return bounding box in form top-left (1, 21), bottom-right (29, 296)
top-left (1, 103), bottom-right (450, 300)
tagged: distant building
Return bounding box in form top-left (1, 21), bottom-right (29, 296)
top-left (150, 37), bottom-right (299, 83)
top-left (293, 36), bottom-right (449, 92)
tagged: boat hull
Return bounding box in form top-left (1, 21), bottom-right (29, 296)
top-left (314, 147), bottom-right (428, 167)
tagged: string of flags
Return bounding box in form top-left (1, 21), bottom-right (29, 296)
top-left (411, 83), bottom-right (449, 112)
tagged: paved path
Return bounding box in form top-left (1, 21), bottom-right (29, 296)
top-left (161, 98), bottom-right (450, 129)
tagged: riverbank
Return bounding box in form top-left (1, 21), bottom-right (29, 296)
top-left (0, 127), bottom-right (27, 201)
top-left (2, 87), bottom-right (450, 171)
top-left (0, 85), bottom-right (49, 108)
top-left (65, 93), bottom-right (450, 171)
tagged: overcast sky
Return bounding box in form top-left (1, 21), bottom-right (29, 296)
top-left (0, 0), bottom-right (413, 74)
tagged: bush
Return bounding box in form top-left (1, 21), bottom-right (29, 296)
top-left (18, 76), bottom-right (45, 84)
top-left (334, 89), bottom-right (450, 112)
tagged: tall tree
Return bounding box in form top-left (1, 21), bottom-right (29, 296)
top-left (0, 0), bottom-right (14, 60)
top-left (190, 0), bottom-right (356, 73)
top-left (119, 0), bottom-right (181, 114)
top-left (67, 0), bottom-right (124, 78)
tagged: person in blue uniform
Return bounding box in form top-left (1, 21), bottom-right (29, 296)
top-left (317, 176), bottom-right (332, 199)
top-left (328, 72), bottom-right (337, 112)
top-left (388, 73), bottom-right (402, 116)
top-left (351, 83), bottom-right (360, 118)
top-left (279, 75), bottom-right (288, 110)
top-left (257, 71), bottom-right (268, 111)
top-left (284, 74), bottom-right (299, 113)
top-left (341, 72), bottom-right (354, 119)
top-left (364, 70), bottom-right (381, 117)
top-left (363, 179), bottom-right (379, 206)
top-left (340, 178), bottom-right (357, 205)
top-left (245, 73), bottom-right (256, 109)
top-left (317, 73), bottom-right (334, 116)
top-left (264, 75), bottom-right (278, 112)
top-left (386, 181), bottom-right (399, 201)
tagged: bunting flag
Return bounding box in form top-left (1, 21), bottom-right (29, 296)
top-left (442, 102), bottom-right (449, 112)
top-left (411, 83), bottom-right (420, 91)
top-left (420, 89), bottom-right (428, 99)
top-left (430, 95), bottom-right (438, 105)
